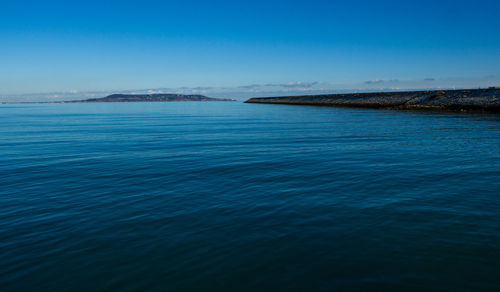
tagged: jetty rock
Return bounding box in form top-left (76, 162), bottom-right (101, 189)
top-left (245, 88), bottom-right (500, 113)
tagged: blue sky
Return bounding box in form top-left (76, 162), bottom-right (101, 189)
top-left (1, 0), bottom-right (499, 100)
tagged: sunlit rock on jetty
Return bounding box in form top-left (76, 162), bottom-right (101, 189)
top-left (245, 88), bottom-right (500, 113)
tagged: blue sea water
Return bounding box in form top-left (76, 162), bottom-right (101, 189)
top-left (1, 102), bottom-right (499, 291)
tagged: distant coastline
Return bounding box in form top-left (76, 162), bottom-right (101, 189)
top-left (1, 93), bottom-right (235, 104)
top-left (245, 87), bottom-right (500, 113)
top-left (65, 93), bottom-right (234, 103)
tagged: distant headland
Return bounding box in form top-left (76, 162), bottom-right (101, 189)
top-left (64, 94), bottom-right (234, 103)
top-left (245, 87), bottom-right (500, 113)
top-left (0, 93), bottom-right (235, 104)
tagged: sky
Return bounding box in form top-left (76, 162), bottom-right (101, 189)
top-left (1, 0), bottom-right (499, 101)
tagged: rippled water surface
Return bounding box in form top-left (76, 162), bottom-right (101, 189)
top-left (1, 102), bottom-right (499, 291)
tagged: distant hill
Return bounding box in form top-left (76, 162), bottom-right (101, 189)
top-left (66, 94), bottom-right (234, 103)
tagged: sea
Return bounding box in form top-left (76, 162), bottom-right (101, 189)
top-left (1, 101), bottom-right (499, 291)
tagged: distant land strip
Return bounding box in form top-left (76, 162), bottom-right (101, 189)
top-left (245, 87), bottom-right (500, 113)
top-left (1, 94), bottom-right (235, 104)
top-left (64, 94), bottom-right (235, 103)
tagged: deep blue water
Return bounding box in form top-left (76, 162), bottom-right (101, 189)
top-left (1, 102), bottom-right (499, 291)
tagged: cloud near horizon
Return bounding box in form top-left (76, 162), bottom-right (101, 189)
top-left (364, 79), bottom-right (400, 84)
top-left (238, 81), bottom-right (319, 90)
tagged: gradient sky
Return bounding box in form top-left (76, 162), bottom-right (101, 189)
top-left (1, 0), bottom-right (499, 99)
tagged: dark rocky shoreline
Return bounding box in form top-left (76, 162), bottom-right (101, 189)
top-left (245, 88), bottom-right (500, 113)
